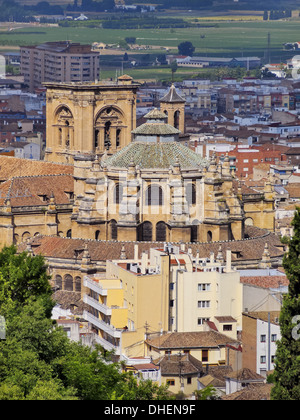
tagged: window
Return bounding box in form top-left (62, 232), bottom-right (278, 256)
top-left (166, 379), bottom-right (175, 386)
top-left (187, 377), bottom-right (192, 385)
top-left (260, 355), bottom-right (266, 364)
top-left (260, 335), bottom-right (266, 343)
top-left (156, 221), bottom-right (166, 242)
top-left (186, 183), bottom-right (196, 205)
top-left (198, 300), bottom-right (210, 308)
top-left (113, 183), bottom-right (123, 204)
top-left (243, 159), bottom-right (249, 163)
top-left (146, 185), bottom-right (163, 206)
top-left (202, 350), bottom-right (208, 362)
top-left (197, 317), bottom-right (209, 325)
top-left (271, 334), bottom-right (277, 342)
top-left (223, 324), bottom-right (232, 331)
top-left (198, 283), bottom-right (211, 292)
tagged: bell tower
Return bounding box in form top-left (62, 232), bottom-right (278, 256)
top-left (44, 75), bottom-right (139, 164)
top-left (159, 84), bottom-right (186, 133)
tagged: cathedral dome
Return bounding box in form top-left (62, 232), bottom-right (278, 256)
top-left (104, 107), bottom-right (207, 170)
top-left (104, 140), bottom-right (207, 170)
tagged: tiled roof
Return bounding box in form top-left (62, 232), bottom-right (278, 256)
top-left (143, 108), bottom-right (168, 120)
top-left (17, 225), bottom-right (285, 264)
top-left (105, 142), bottom-right (207, 169)
top-left (132, 123), bottom-right (180, 136)
top-left (243, 311), bottom-right (281, 324)
top-left (225, 367), bottom-right (265, 381)
top-left (222, 383), bottom-right (272, 400)
top-left (153, 354), bottom-right (203, 376)
top-left (0, 156), bottom-right (73, 182)
top-left (240, 276), bottom-right (289, 289)
top-left (160, 84), bottom-right (185, 103)
top-left (0, 174), bottom-right (74, 207)
top-left (146, 331), bottom-right (240, 350)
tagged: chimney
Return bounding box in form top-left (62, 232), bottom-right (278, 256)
top-left (226, 250), bottom-right (232, 272)
top-left (134, 244), bottom-right (139, 261)
top-left (141, 251), bottom-right (148, 274)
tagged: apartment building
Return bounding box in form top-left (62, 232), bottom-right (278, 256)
top-left (20, 41), bottom-right (100, 92)
top-left (242, 311), bottom-right (281, 377)
top-left (82, 245), bottom-right (243, 359)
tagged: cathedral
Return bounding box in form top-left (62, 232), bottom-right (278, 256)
top-left (0, 76), bottom-right (275, 248)
top-left (44, 76), bottom-right (274, 244)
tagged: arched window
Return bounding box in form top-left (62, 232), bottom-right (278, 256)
top-left (104, 121), bottom-right (111, 150)
top-left (55, 275), bottom-right (62, 290)
top-left (95, 230), bottom-right (100, 240)
top-left (74, 276), bottom-right (81, 292)
top-left (186, 183), bottom-right (196, 205)
top-left (138, 222), bottom-right (153, 242)
top-left (22, 231), bottom-right (31, 241)
top-left (191, 224), bottom-right (198, 242)
top-left (66, 229), bottom-right (72, 238)
top-left (174, 110), bottom-right (180, 130)
top-left (94, 129), bottom-right (99, 149)
top-left (156, 222), bottom-right (167, 242)
top-left (207, 231), bottom-right (213, 243)
top-left (113, 183), bottom-right (123, 204)
top-left (64, 274), bottom-right (73, 291)
top-left (116, 129), bottom-right (121, 148)
top-left (110, 219), bottom-right (118, 240)
top-left (146, 185), bottom-right (163, 206)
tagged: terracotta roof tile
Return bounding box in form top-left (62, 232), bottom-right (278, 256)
top-left (0, 174), bottom-right (74, 207)
top-left (146, 331), bottom-right (240, 350)
top-left (0, 155), bottom-right (73, 182)
top-left (240, 276), bottom-right (289, 289)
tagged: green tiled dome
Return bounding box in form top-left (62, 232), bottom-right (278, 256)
top-left (105, 141), bottom-right (207, 169)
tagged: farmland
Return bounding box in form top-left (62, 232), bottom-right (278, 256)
top-left (0, 20), bottom-right (299, 59)
top-left (1, 17), bottom-right (300, 81)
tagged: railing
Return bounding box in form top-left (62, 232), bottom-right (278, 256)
top-left (83, 295), bottom-right (112, 316)
top-left (84, 276), bottom-right (107, 296)
top-left (83, 310), bottom-right (121, 338)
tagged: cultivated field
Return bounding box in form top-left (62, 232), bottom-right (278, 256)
top-left (0, 20), bottom-right (299, 61)
top-left (1, 18), bottom-right (300, 82)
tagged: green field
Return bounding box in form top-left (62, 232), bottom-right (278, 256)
top-left (1, 20), bottom-right (299, 60)
top-left (1, 19), bottom-right (300, 81)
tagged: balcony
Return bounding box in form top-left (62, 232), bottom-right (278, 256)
top-left (83, 310), bottom-right (121, 338)
top-left (83, 294), bottom-right (112, 316)
top-left (84, 276), bottom-right (107, 296)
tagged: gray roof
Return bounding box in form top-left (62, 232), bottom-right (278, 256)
top-left (160, 84), bottom-right (185, 103)
top-left (104, 141), bottom-right (207, 169)
top-left (132, 122), bottom-right (180, 136)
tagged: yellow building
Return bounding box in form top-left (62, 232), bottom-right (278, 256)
top-left (83, 250), bottom-right (170, 358)
top-left (82, 245), bottom-right (243, 359)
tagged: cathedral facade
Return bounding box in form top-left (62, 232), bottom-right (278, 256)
top-left (44, 76), bottom-right (250, 244)
top-left (0, 76), bottom-right (275, 249)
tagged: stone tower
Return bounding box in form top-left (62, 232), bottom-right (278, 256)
top-left (44, 75), bottom-right (139, 164)
top-left (159, 84), bottom-right (186, 133)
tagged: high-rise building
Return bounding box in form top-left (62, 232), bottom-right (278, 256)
top-left (20, 41), bottom-right (100, 92)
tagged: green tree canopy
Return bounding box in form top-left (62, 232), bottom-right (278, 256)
top-left (271, 208), bottom-right (300, 400)
top-left (0, 246), bottom-right (172, 400)
top-left (178, 41), bottom-right (195, 57)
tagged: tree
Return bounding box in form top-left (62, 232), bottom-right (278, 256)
top-left (0, 246), bottom-right (53, 315)
top-left (263, 10), bottom-right (269, 21)
top-left (170, 60), bottom-right (178, 82)
top-left (178, 41), bottom-right (195, 57)
top-left (0, 246), bottom-right (171, 400)
top-left (271, 208), bottom-right (300, 400)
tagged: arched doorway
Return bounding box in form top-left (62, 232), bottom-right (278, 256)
top-left (138, 221), bottom-right (153, 242)
top-left (156, 222), bottom-right (167, 242)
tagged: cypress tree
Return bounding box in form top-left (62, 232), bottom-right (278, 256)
top-left (271, 208), bottom-right (300, 400)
